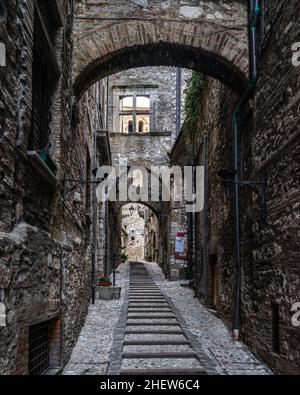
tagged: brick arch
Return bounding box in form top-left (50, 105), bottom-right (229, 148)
top-left (73, 1), bottom-right (249, 98)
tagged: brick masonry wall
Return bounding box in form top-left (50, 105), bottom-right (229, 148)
top-left (73, 0), bottom-right (249, 97)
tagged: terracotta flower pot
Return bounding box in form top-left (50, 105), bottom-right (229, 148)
top-left (99, 281), bottom-right (112, 287)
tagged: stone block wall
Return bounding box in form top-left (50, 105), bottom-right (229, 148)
top-left (171, 0), bottom-right (300, 374)
top-left (107, 67), bottom-right (191, 139)
top-left (0, 0), bottom-right (101, 374)
top-left (242, 0), bottom-right (300, 375)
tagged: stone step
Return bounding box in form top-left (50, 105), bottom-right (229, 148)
top-left (129, 291), bottom-right (162, 294)
top-left (128, 301), bottom-right (167, 304)
top-left (127, 315), bottom-right (175, 319)
top-left (126, 322), bottom-right (180, 327)
top-left (123, 344), bottom-right (193, 353)
top-left (128, 306), bottom-right (171, 310)
top-left (120, 368), bottom-right (207, 375)
top-left (123, 339), bottom-right (190, 346)
top-left (127, 310), bottom-right (173, 313)
top-left (125, 330), bottom-right (184, 335)
top-left (126, 319), bottom-right (178, 325)
top-left (129, 298), bottom-right (166, 300)
top-left (129, 300), bottom-right (169, 306)
top-left (122, 352), bottom-right (196, 359)
top-left (121, 357), bottom-right (202, 370)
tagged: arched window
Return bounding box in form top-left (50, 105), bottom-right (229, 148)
top-left (119, 95), bottom-right (150, 133)
top-left (128, 120), bottom-right (133, 133)
top-left (138, 120), bottom-right (144, 133)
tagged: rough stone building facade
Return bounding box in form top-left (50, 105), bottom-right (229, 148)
top-left (104, 66), bottom-right (190, 273)
top-left (0, 0), bottom-right (112, 374)
top-left (73, 0), bottom-right (249, 97)
top-left (170, 1), bottom-right (300, 375)
top-left (0, 0), bottom-right (299, 377)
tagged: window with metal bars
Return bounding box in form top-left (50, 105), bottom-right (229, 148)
top-left (29, 8), bottom-right (51, 152)
top-left (28, 321), bottom-right (50, 375)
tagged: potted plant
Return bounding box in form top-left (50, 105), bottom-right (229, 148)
top-left (97, 276), bottom-right (112, 287)
top-left (121, 253), bottom-right (128, 263)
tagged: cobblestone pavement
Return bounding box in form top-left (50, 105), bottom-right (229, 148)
top-left (63, 262), bottom-right (129, 375)
top-left (109, 262), bottom-right (220, 375)
top-left (63, 261), bottom-right (273, 375)
top-left (144, 262), bottom-right (273, 375)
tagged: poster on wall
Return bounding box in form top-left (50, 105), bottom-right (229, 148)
top-left (175, 232), bottom-right (188, 260)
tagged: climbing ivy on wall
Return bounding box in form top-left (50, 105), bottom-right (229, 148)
top-left (184, 71), bottom-right (205, 129)
top-left (183, 71), bottom-right (205, 157)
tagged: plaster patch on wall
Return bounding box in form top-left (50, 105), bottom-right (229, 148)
top-left (179, 6), bottom-right (203, 19)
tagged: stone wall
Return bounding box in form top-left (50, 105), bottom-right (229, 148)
top-left (0, 0), bottom-right (102, 374)
top-left (243, 0), bottom-right (300, 375)
top-left (107, 67), bottom-right (191, 139)
top-left (73, 0), bottom-right (249, 97)
top-left (170, 0), bottom-right (300, 374)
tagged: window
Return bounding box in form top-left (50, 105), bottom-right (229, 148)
top-left (28, 321), bottom-right (50, 375)
top-left (85, 148), bottom-right (91, 215)
top-left (0, 1), bottom-right (7, 21)
top-left (28, 318), bottom-right (60, 375)
top-left (138, 121), bottom-right (144, 133)
top-left (128, 120), bottom-right (133, 133)
top-left (271, 303), bottom-right (280, 354)
top-left (29, 9), bottom-right (51, 151)
top-left (119, 95), bottom-right (150, 134)
top-left (29, 4), bottom-right (60, 153)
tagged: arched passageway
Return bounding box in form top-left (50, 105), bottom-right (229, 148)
top-left (73, 0), bottom-right (248, 97)
top-left (120, 203), bottom-right (160, 263)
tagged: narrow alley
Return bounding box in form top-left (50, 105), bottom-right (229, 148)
top-left (64, 261), bottom-right (272, 375)
top-left (0, 0), bottom-right (299, 378)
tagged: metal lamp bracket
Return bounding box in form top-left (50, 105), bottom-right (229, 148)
top-left (63, 175), bottom-right (100, 200)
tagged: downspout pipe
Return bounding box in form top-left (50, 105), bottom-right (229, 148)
top-left (233, 0), bottom-right (261, 340)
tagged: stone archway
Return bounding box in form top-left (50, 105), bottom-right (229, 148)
top-left (73, 0), bottom-right (249, 97)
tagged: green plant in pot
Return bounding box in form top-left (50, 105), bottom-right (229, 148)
top-left (121, 253), bottom-right (128, 263)
top-left (97, 276), bottom-right (112, 287)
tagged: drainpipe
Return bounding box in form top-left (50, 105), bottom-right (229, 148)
top-left (175, 67), bottom-right (182, 138)
top-left (91, 126), bottom-right (97, 305)
top-left (233, 0), bottom-right (261, 340)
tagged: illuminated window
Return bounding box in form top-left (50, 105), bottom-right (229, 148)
top-left (119, 95), bottom-right (150, 133)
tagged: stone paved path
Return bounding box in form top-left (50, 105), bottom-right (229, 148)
top-left (144, 262), bottom-right (273, 375)
top-left (109, 262), bottom-right (220, 375)
top-left (63, 261), bottom-right (273, 375)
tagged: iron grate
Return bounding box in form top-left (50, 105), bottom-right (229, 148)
top-left (29, 8), bottom-right (51, 152)
top-left (28, 321), bottom-right (50, 375)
